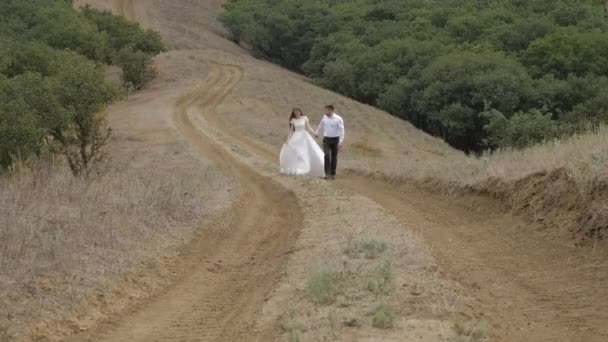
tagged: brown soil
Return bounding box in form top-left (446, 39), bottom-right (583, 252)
top-left (28, 1), bottom-right (608, 341)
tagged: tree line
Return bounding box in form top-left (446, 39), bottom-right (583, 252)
top-left (0, 0), bottom-right (165, 174)
top-left (221, 0), bottom-right (608, 152)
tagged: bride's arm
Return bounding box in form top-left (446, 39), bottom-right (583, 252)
top-left (286, 123), bottom-right (293, 141)
top-left (305, 117), bottom-right (316, 135)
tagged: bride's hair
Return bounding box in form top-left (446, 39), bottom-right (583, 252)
top-left (289, 107), bottom-right (304, 131)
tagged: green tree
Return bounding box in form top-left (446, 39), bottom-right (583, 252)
top-left (81, 6), bottom-right (165, 60)
top-left (484, 109), bottom-right (559, 149)
top-left (48, 53), bottom-right (117, 176)
top-left (31, 3), bottom-right (108, 62)
top-left (524, 30), bottom-right (608, 78)
top-left (0, 81), bottom-right (42, 167)
top-left (417, 51), bottom-right (532, 150)
top-left (0, 41), bottom-right (62, 78)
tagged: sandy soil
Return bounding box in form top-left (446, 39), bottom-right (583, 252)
top-left (24, 1), bottom-right (608, 341)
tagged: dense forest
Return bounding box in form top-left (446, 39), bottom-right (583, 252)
top-left (0, 0), bottom-right (164, 174)
top-left (221, 0), bottom-right (608, 152)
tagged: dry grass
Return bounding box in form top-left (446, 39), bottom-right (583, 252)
top-left (453, 320), bottom-right (487, 342)
top-left (350, 140), bottom-right (383, 158)
top-left (370, 303), bottom-right (395, 329)
top-left (278, 312), bottom-right (305, 342)
top-left (344, 237), bottom-right (387, 260)
top-left (354, 126), bottom-right (608, 194)
top-left (307, 267), bottom-right (338, 305)
top-left (0, 158), bottom-right (229, 339)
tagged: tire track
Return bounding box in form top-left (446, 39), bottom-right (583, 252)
top-left (71, 63), bottom-right (302, 342)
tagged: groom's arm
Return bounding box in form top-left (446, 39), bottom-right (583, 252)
top-left (315, 117), bottom-right (324, 137)
top-left (338, 116), bottom-right (345, 146)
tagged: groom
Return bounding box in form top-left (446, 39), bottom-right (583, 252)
top-left (316, 105), bottom-right (345, 179)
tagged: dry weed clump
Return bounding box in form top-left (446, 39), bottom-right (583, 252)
top-left (0, 159), bottom-right (228, 339)
top-left (307, 267), bottom-right (338, 305)
top-left (344, 237), bottom-right (387, 260)
top-left (453, 320), bottom-right (487, 342)
top-left (370, 303), bottom-right (395, 329)
top-left (278, 312), bottom-right (305, 342)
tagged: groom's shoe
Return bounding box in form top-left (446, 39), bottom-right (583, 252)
top-left (330, 175), bottom-right (336, 180)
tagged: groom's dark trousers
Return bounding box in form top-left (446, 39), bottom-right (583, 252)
top-left (323, 137), bottom-right (340, 177)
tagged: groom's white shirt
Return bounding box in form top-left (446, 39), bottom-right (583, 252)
top-left (316, 113), bottom-right (345, 145)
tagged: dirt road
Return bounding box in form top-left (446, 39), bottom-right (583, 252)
top-left (71, 63), bottom-right (302, 342)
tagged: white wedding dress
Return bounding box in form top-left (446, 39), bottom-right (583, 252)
top-left (280, 117), bottom-right (325, 177)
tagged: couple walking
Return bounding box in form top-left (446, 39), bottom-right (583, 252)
top-left (279, 105), bottom-right (345, 179)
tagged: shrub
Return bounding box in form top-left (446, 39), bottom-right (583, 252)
top-left (307, 267), bottom-right (337, 305)
top-left (278, 315), bottom-right (305, 342)
top-left (366, 259), bottom-right (393, 295)
top-left (344, 237), bottom-right (387, 259)
top-left (370, 304), bottom-right (394, 329)
top-left (81, 6), bottom-right (165, 60)
top-left (32, 3), bottom-right (108, 62)
top-left (484, 109), bottom-right (559, 149)
top-left (453, 320), bottom-right (487, 342)
top-left (524, 30), bottom-right (608, 78)
top-left (0, 93), bottom-right (42, 168)
top-left (564, 94), bottom-right (608, 128)
top-left (113, 46), bottom-right (157, 90)
top-left (49, 53), bottom-right (117, 176)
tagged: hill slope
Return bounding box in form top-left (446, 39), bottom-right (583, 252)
top-left (18, 1), bottom-right (608, 341)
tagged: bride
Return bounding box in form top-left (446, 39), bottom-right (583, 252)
top-left (280, 108), bottom-right (325, 177)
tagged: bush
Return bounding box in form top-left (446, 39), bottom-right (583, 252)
top-left (0, 41), bottom-right (63, 78)
top-left (47, 53), bottom-right (117, 176)
top-left (453, 320), bottom-right (487, 342)
top-left (82, 6), bottom-right (165, 60)
top-left (344, 237), bottom-right (387, 259)
top-left (0, 91), bottom-right (42, 168)
top-left (370, 304), bottom-right (394, 329)
top-left (524, 30), bottom-right (608, 78)
top-left (31, 3), bottom-right (108, 62)
top-left (307, 267), bottom-right (337, 305)
top-left (563, 94), bottom-right (608, 128)
top-left (113, 46), bottom-right (157, 90)
top-left (0, 71), bottom-right (65, 169)
top-left (484, 109), bottom-right (559, 149)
